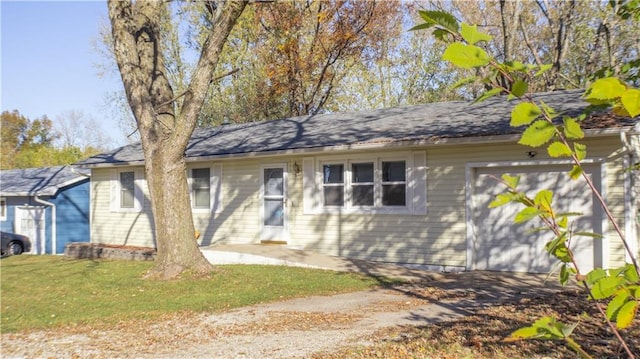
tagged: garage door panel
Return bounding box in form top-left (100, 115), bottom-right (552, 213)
top-left (472, 165), bottom-right (600, 273)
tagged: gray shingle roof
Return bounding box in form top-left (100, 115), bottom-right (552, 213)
top-left (0, 166), bottom-right (90, 197)
top-left (76, 90), bottom-right (637, 167)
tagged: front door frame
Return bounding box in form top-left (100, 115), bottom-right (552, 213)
top-left (260, 163), bottom-right (288, 243)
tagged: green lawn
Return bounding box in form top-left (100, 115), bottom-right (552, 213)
top-left (1, 255), bottom-right (380, 333)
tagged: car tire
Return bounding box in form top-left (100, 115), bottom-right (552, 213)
top-left (7, 241), bottom-right (23, 255)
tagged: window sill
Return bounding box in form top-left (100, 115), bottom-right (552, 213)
top-left (110, 208), bottom-right (143, 213)
top-left (310, 207), bottom-right (414, 215)
top-left (192, 208), bottom-right (213, 214)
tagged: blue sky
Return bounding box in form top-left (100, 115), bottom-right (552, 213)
top-left (1, 1), bottom-right (127, 147)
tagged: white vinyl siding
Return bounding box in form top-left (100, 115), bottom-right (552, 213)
top-left (95, 167), bottom-right (154, 247)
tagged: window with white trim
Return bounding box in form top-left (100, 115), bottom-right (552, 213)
top-left (351, 162), bottom-right (374, 206)
top-left (110, 168), bottom-right (144, 212)
top-left (381, 161), bottom-right (406, 206)
top-left (322, 163), bottom-right (344, 207)
top-left (0, 198), bottom-right (6, 220)
top-left (191, 168), bottom-right (211, 209)
top-left (119, 171), bottom-right (135, 209)
top-left (303, 152), bottom-right (427, 215)
top-left (187, 163), bottom-right (223, 213)
top-left (319, 158), bottom-right (408, 209)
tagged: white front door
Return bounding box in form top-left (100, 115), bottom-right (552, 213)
top-left (15, 207), bottom-right (45, 254)
top-left (261, 165), bottom-right (288, 242)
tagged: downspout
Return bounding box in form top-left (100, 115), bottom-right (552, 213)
top-left (34, 196), bottom-right (56, 255)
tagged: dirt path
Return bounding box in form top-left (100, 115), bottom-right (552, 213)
top-left (2, 272), bottom-right (565, 358)
top-left (3, 284), bottom-right (498, 359)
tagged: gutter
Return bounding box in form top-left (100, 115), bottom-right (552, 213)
top-left (34, 196), bottom-right (56, 255)
top-left (68, 166), bottom-right (91, 178)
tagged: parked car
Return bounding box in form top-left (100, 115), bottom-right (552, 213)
top-left (1, 231), bottom-right (31, 256)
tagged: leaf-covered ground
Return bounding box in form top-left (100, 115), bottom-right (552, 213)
top-left (315, 288), bottom-right (640, 358)
top-left (3, 277), bottom-right (638, 358)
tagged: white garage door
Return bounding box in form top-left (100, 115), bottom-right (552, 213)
top-left (471, 164), bottom-right (602, 273)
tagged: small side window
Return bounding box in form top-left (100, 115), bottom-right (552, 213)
top-left (191, 168), bottom-right (211, 209)
top-left (111, 168), bottom-right (144, 212)
top-left (0, 198), bottom-right (6, 220)
top-left (119, 172), bottom-right (135, 209)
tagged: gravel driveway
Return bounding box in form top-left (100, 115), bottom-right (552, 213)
top-left (2, 272), bottom-right (562, 358)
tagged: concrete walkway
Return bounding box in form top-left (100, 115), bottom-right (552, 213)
top-left (201, 243), bottom-right (448, 281)
top-left (201, 244), bottom-right (566, 298)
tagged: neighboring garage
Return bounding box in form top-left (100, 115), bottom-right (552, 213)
top-left (468, 162), bottom-right (603, 273)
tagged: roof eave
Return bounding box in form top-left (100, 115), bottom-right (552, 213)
top-left (186, 126), bottom-right (630, 162)
top-left (0, 191), bottom-right (51, 197)
top-left (0, 176), bottom-right (89, 197)
top-left (77, 126), bottom-right (631, 168)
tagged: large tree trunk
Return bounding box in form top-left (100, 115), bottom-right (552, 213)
top-left (107, 0), bottom-right (247, 279)
top-left (143, 143), bottom-right (210, 279)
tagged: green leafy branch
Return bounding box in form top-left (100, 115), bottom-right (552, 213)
top-left (506, 316), bottom-right (589, 359)
top-left (491, 172), bottom-right (639, 357)
top-left (413, 9), bottom-right (639, 358)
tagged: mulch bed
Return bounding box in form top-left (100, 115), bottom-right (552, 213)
top-left (64, 243), bottom-right (156, 261)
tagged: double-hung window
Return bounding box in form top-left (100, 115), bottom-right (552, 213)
top-left (351, 162), bottom-right (374, 206)
top-left (119, 171), bottom-right (135, 209)
top-left (111, 168), bottom-right (144, 212)
top-left (322, 163), bottom-right (344, 207)
top-left (188, 164), bottom-right (223, 213)
top-left (191, 168), bottom-right (211, 209)
top-left (381, 161), bottom-right (406, 206)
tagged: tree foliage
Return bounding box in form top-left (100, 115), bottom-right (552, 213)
top-left (0, 110), bottom-right (102, 169)
top-left (417, 0), bottom-right (640, 93)
top-left (413, 5), bottom-right (639, 358)
top-left (195, 0), bottom-right (405, 125)
top-left (100, 1), bottom-right (639, 130)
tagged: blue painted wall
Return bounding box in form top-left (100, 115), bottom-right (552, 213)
top-left (49, 179), bottom-right (90, 254)
top-left (0, 179), bottom-right (90, 254)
